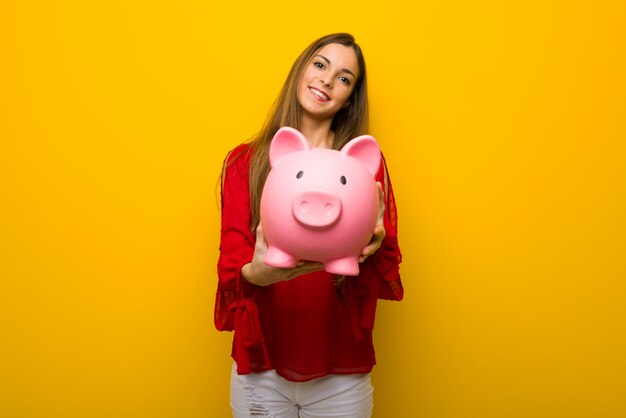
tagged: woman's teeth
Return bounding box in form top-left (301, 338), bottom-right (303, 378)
top-left (310, 88), bottom-right (329, 101)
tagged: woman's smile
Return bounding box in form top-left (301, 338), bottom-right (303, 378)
top-left (308, 87), bottom-right (330, 102)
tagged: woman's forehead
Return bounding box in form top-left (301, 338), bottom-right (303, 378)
top-left (313, 43), bottom-right (359, 76)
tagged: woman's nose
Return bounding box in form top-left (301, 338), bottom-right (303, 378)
top-left (320, 78), bottom-right (332, 87)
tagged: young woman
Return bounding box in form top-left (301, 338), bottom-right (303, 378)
top-left (216, 33), bottom-right (403, 418)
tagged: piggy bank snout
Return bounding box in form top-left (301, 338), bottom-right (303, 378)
top-left (292, 189), bottom-right (342, 228)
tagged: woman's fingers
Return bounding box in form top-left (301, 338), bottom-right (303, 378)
top-left (252, 224), bottom-right (267, 262)
top-left (359, 183), bottom-right (386, 263)
top-left (376, 182), bottom-right (385, 222)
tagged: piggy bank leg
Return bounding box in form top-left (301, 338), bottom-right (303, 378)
top-left (264, 246), bottom-right (298, 268)
top-left (324, 257), bottom-right (360, 276)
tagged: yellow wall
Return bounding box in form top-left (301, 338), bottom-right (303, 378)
top-left (1, 1), bottom-right (625, 417)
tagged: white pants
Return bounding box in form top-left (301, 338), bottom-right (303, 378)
top-left (230, 363), bottom-right (373, 418)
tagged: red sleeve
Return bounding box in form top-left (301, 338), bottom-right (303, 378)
top-left (214, 144), bottom-right (271, 373)
top-left (368, 154), bottom-right (404, 301)
top-left (349, 154), bottom-right (403, 338)
top-left (215, 144), bottom-right (254, 331)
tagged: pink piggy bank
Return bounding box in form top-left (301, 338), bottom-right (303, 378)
top-left (260, 127), bottom-right (381, 276)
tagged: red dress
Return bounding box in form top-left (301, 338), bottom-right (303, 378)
top-left (215, 143), bottom-right (403, 382)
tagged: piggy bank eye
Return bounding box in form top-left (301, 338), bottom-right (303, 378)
top-left (340, 175), bottom-right (347, 185)
top-left (296, 171), bottom-right (304, 179)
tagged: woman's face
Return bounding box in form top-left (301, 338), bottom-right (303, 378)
top-left (297, 43), bottom-right (359, 121)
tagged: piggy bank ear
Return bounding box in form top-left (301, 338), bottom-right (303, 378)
top-left (341, 135), bottom-right (381, 176)
top-left (269, 127), bottom-right (311, 167)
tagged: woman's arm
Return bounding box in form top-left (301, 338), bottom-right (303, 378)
top-left (215, 145), bottom-right (324, 331)
top-left (362, 155), bottom-right (403, 301)
top-left (215, 145), bottom-right (256, 331)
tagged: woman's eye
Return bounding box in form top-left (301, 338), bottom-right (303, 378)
top-left (314, 61), bottom-right (324, 69)
top-left (339, 77), bottom-right (351, 86)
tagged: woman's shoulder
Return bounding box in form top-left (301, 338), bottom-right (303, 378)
top-left (224, 142), bottom-right (254, 167)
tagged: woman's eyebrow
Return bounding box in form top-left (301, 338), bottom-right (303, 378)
top-left (314, 54), bottom-right (331, 65)
top-left (314, 54), bottom-right (356, 79)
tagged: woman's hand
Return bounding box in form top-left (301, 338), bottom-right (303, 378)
top-left (241, 224), bottom-right (324, 286)
top-left (359, 182), bottom-right (386, 263)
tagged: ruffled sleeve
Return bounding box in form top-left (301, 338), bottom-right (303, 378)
top-left (370, 154), bottom-right (404, 300)
top-left (354, 154), bottom-right (404, 335)
top-left (215, 144), bottom-right (271, 373)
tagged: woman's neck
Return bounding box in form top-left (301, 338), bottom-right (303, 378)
top-left (299, 116), bottom-right (334, 149)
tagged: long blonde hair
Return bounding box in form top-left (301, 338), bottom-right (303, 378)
top-left (246, 33), bottom-right (370, 231)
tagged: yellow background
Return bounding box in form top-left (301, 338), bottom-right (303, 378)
top-left (1, 0), bottom-right (625, 417)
